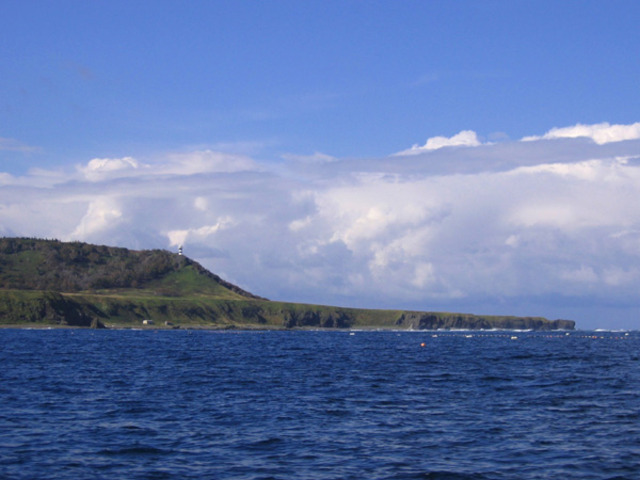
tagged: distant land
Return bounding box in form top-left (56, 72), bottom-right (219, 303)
top-left (0, 238), bottom-right (575, 330)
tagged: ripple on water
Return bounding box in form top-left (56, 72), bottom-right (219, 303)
top-left (0, 330), bottom-right (638, 480)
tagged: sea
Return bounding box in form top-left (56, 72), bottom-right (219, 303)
top-left (0, 329), bottom-right (638, 480)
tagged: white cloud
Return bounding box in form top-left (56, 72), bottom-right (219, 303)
top-left (79, 157), bottom-right (140, 181)
top-left (522, 122), bottom-right (640, 144)
top-left (167, 217), bottom-right (235, 247)
top-left (194, 196), bottom-right (208, 211)
top-left (164, 150), bottom-right (257, 174)
top-left (509, 158), bottom-right (624, 181)
top-left (289, 216), bottom-right (312, 232)
top-left (603, 267), bottom-right (638, 286)
top-left (560, 265), bottom-right (598, 283)
top-left (282, 152), bottom-right (338, 163)
top-left (395, 130), bottom-right (482, 155)
top-left (0, 173), bottom-right (14, 185)
top-left (70, 198), bottom-right (123, 239)
top-left (76, 150), bottom-right (257, 182)
top-left (505, 234), bottom-right (519, 247)
top-left (411, 262), bottom-right (436, 288)
top-left (505, 158), bottom-right (640, 231)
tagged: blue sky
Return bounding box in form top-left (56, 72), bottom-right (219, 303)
top-left (2, 1), bottom-right (640, 330)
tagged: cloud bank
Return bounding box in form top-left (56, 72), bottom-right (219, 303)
top-left (2, 123), bottom-right (640, 329)
top-left (522, 122), bottom-right (640, 144)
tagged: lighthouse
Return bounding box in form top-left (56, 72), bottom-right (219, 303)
top-left (178, 245), bottom-right (183, 256)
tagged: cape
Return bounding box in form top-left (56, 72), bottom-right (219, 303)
top-left (0, 237), bottom-right (575, 330)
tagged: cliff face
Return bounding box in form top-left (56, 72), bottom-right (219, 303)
top-left (395, 313), bottom-right (575, 331)
top-left (281, 310), bottom-right (354, 329)
top-left (0, 289), bottom-right (575, 331)
top-left (0, 291), bottom-right (104, 328)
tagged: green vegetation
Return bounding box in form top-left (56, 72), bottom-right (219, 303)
top-left (0, 237), bottom-right (575, 330)
top-left (0, 237), bottom-right (259, 298)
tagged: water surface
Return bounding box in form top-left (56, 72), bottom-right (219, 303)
top-left (1, 329), bottom-right (638, 479)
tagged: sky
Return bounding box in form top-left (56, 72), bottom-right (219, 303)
top-left (2, 1), bottom-right (640, 330)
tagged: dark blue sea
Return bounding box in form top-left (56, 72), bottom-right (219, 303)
top-left (1, 329), bottom-right (639, 480)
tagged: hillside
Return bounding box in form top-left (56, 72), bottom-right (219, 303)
top-left (0, 238), bottom-right (575, 330)
top-left (0, 237), bottom-right (262, 299)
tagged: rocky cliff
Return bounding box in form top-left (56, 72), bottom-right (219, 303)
top-left (395, 312), bottom-right (575, 331)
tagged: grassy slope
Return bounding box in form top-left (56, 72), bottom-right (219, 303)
top-left (0, 289), bottom-right (574, 331)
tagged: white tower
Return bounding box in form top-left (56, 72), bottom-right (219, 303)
top-left (178, 245), bottom-right (183, 256)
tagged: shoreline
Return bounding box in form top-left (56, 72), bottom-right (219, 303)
top-left (0, 323), bottom-right (581, 332)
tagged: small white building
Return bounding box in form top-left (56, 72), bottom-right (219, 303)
top-left (142, 319), bottom-right (154, 325)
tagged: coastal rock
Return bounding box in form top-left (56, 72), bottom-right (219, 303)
top-left (283, 310), bottom-right (353, 329)
top-left (395, 312), bottom-right (575, 331)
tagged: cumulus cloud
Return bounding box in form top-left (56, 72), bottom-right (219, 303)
top-left (71, 198), bottom-right (123, 239)
top-left (394, 130), bottom-right (482, 155)
top-left (3, 122), bottom-right (640, 328)
top-left (78, 157), bottom-right (140, 181)
top-left (167, 217), bottom-right (235, 247)
top-left (522, 122), bottom-right (640, 144)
